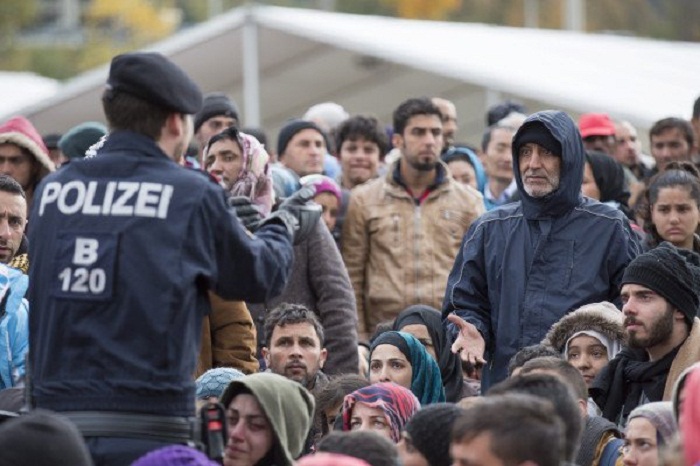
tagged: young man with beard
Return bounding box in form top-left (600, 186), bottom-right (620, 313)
top-left (342, 97), bottom-right (484, 340)
top-left (262, 303), bottom-right (329, 392)
top-left (591, 243), bottom-right (700, 426)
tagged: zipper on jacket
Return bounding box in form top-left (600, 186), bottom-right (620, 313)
top-left (392, 213), bottom-right (400, 245)
top-left (413, 205), bottom-right (421, 303)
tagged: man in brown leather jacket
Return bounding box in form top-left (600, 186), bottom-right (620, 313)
top-left (342, 97), bottom-right (485, 340)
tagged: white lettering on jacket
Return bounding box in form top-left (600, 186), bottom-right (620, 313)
top-left (39, 181), bottom-right (174, 219)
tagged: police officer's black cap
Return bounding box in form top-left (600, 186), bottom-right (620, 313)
top-left (106, 52), bottom-right (203, 114)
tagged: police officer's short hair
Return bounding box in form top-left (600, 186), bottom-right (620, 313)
top-left (102, 91), bottom-right (171, 140)
top-left (264, 303), bottom-right (325, 347)
top-left (0, 175), bottom-right (25, 199)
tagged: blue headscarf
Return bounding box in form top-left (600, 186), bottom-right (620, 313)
top-left (370, 331), bottom-right (445, 405)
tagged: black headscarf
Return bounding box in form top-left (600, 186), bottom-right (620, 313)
top-left (392, 305), bottom-right (464, 402)
top-left (585, 151), bottom-right (630, 207)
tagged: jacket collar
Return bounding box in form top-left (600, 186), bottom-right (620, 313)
top-left (388, 159), bottom-right (449, 193)
top-left (99, 130), bottom-right (173, 162)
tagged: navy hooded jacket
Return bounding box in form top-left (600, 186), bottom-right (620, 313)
top-left (27, 131), bottom-right (293, 416)
top-left (443, 110), bottom-right (641, 389)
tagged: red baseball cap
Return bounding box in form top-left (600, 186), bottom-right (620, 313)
top-left (579, 113), bottom-right (616, 138)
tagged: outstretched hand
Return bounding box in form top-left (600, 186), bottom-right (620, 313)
top-left (447, 313), bottom-right (487, 367)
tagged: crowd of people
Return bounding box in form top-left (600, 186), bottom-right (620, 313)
top-left (0, 50), bottom-right (698, 466)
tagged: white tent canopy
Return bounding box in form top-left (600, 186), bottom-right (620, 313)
top-left (4, 5), bottom-right (699, 147)
top-left (0, 72), bottom-right (59, 118)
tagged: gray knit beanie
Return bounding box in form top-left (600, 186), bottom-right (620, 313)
top-left (627, 401), bottom-right (677, 446)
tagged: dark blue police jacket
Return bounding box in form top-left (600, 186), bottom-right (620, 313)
top-left (27, 131), bottom-right (293, 416)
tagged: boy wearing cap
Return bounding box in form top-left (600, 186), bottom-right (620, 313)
top-left (591, 243), bottom-right (700, 426)
top-left (445, 110), bottom-right (642, 391)
top-left (26, 52), bottom-right (316, 464)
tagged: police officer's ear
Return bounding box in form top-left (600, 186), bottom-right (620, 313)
top-left (160, 113), bottom-right (189, 140)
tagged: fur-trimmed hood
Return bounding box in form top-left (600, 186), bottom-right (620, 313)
top-left (542, 301), bottom-right (625, 353)
top-left (0, 116), bottom-right (55, 181)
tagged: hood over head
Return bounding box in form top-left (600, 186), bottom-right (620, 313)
top-left (512, 110), bottom-right (584, 219)
top-left (0, 116), bottom-right (55, 180)
top-left (542, 301), bottom-right (625, 356)
top-left (220, 373), bottom-right (315, 466)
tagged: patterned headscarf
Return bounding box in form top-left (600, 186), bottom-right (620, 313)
top-left (371, 331), bottom-right (446, 405)
top-left (229, 131), bottom-right (275, 217)
top-left (392, 305), bottom-right (463, 402)
top-left (341, 382), bottom-right (420, 443)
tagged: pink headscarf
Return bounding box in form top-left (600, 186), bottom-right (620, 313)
top-left (230, 132), bottom-right (275, 217)
top-left (683, 368), bottom-right (700, 465)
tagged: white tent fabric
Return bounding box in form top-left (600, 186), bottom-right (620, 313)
top-left (0, 72), bottom-right (59, 118)
top-left (3, 5), bottom-right (698, 146)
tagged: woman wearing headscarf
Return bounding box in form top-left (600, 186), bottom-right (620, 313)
top-left (205, 126), bottom-right (358, 375)
top-left (392, 305), bottom-right (464, 402)
top-left (369, 331), bottom-right (445, 405)
top-left (197, 127), bottom-right (271, 376)
top-left (341, 382), bottom-right (420, 443)
top-left (220, 372), bottom-right (315, 466)
top-left (582, 151), bottom-right (633, 219)
top-left (622, 402), bottom-right (677, 466)
top-left (542, 302), bottom-right (625, 388)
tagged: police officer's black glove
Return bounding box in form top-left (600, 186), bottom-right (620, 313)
top-left (260, 185), bottom-right (322, 244)
top-left (229, 196), bottom-right (263, 232)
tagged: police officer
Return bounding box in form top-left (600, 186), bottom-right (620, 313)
top-left (27, 52), bottom-right (314, 465)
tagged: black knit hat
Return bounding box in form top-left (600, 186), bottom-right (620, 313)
top-left (403, 403), bottom-right (463, 466)
top-left (513, 121), bottom-right (562, 157)
top-left (621, 242), bottom-right (700, 326)
top-left (0, 410), bottom-right (93, 466)
top-left (194, 93), bottom-right (239, 133)
top-left (277, 119), bottom-right (325, 157)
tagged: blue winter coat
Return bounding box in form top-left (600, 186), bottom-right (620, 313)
top-left (28, 131), bottom-right (293, 416)
top-left (443, 110), bottom-right (641, 389)
top-left (0, 265), bottom-right (29, 389)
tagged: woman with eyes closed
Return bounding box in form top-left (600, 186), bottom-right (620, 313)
top-left (392, 305), bottom-right (464, 402)
top-left (642, 162), bottom-right (700, 253)
top-left (341, 382), bottom-right (420, 443)
top-left (219, 373), bottom-right (315, 466)
top-left (369, 331), bottom-right (445, 405)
